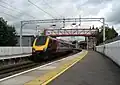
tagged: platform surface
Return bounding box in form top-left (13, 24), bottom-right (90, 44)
top-left (0, 51), bottom-right (87, 85)
top-left (0, 53), bottom-right (31, 60)
top-left (48, 51), bottom-right (120, 85)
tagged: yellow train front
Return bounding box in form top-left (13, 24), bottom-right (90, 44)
top-left (31, 36), bottom-right (75, 62)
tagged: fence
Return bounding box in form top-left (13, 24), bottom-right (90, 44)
top-left (0, 47), bottom-right (32, 56)
top-left (96, 40), bottom-right (120, 66)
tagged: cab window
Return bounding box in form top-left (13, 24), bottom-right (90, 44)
top-left (35, 36), bottom-right (47, 46)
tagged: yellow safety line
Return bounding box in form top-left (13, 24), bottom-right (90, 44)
top-left (24, 51), bottom-right (88, 85)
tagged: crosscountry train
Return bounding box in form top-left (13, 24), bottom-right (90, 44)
top-left (31, 36), bottom-right (77, 61)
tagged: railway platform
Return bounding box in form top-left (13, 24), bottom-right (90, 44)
top-left (0, 50), bottom-right (120, 85)
top-left (49, 51), bottom-right (120, 85)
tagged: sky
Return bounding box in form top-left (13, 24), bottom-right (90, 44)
top-left (0, 0), bottom-right (120, 40)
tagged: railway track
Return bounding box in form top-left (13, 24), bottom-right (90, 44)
top-left (0, 61), bottom-right (39, 79)
top-left (0, 51), bottom-right (80, 80)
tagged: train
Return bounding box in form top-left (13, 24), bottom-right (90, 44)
top-left (31, 35), bottom-right (78, 61)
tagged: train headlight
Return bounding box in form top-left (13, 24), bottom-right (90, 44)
top-left (43, 48), bottom-right (47, 52)
top-left (32, 48), bottom-right (36, 53)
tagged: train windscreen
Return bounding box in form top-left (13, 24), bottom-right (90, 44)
top-left (35, 36), bottom-right (47, 46)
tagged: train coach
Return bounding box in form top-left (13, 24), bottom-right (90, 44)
top-left (31, 36), bottom-right (76, 61)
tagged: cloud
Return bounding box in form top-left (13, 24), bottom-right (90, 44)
top-left (0, 0), bottom-right (120, 35)
top-left (85, 0), bottom-right (113, 5)
top-left (106, 0), bottom-right (120, 25)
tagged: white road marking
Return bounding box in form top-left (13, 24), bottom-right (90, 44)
top-left (38, 66), bottom-right (56, 70)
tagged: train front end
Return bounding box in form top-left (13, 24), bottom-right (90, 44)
top-left (32, 36), bottom-right (49, 60)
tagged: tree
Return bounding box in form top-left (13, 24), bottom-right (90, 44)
top-left (90, 26), bottom-right (91, 29)
top-left (41, 32), bottom-right (45, 35)
top-left (92, 25), bottom-right (95, 29)
top-left (96, 26), bottom-right (118, 45)
top-left (0, 17), bottom-right (17, 46)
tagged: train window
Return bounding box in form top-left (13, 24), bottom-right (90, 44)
top-left (48, 39), bottom-right (52, 48)
top-left (35, 36), bottom-right (47, 46)
top-left (59, 42), bottom-right (65, 47)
